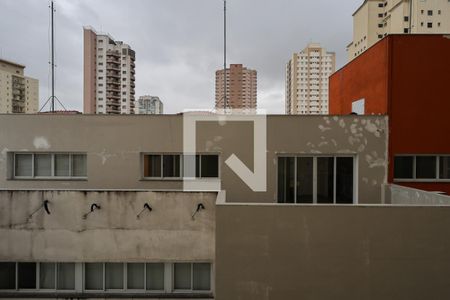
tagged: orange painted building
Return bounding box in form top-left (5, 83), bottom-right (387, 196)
top-left (330, 34), bottom-right (450, 194)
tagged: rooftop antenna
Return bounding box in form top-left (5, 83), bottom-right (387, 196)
top-left (39, 0), bottom-right (66, 113)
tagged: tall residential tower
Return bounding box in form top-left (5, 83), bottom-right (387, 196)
top-left (0, 59), bottom-right (39, 113)
top-left (285, 43), bottom-right (335, 115)
top-left (215, 64), bottom-right (257, 110)
top-left (83, 26), bottom-right (136, 114)
top-left (347, 0), bottom-right (450, 60)
top-left (137, 95), bottom-right (163, 114)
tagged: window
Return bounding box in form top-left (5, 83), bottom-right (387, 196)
top-left (174, 263), bottom-right (210, 291)
top-left (18, 262), bottom-right (36, 289)
top-left (0, 262), bottom-right (16, 289)
top-left (13, 153), bottom-right (87, 179)
top-left (428, 10), bottom-right (433, 16)
top-left (278, 156), bottom-right (354, 204)
top-left (427, 22), bottom-right (433, 28)
top-left (394, 155), bottom-right (450, 181)
top-left (146, 263), bottom-right (164, 290)
top-left (404, 16), bottom-right (409, 22)
top-left (143, 154), bottom-right (219, 179)
top-left (85, 263), bottom-right (103, 290)
top-left (404, 28), bottom-right (409, 33)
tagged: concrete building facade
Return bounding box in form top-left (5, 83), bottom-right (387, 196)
top-left (215, 64), bottom-right (257, 110)
top-left (2, 113), bottom-right (450, 299)
top-left (285, 43), bottom-right (335, 115)
top-left (348, 0), bottom-right (450, 60)
top-left (137, 95), bottom-right (163, 114)
top-left (0, 59), bottom-right (39, 114)
top-left (83, 27), bottom-right (136, 114)
top-left (330, 34), bottom-right (450, 195)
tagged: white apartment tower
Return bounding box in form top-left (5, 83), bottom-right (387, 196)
top-left (137, 95), bottom-right (163, 114)
top-left (285, 43), bottom-right (336, 115)
top-left (83, 27), bottom-right (136, 114)
top-left (348, 0), bottom-right (450, 60)
top-left (0, 59), bottom-right (39, 113)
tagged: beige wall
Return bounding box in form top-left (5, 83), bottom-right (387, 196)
top-left (216, 203), bottom-right (450, 300)
top-left (0, 114), bottom-right (388, 204)
top-left (0, 190), bottom-right (215, 262)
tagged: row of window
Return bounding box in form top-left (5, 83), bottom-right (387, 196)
top-left (143, 154), bottom-right (219, 179)
top-left (278, 156), bottom-right (354, 204)
top-left (12, 153), bottom-right (219, 180)
top-left (0, 262), bottom-right (211, 293)
top-left (394, 156), bottom-right (450, 181)
top-left (14, 153), bottom-right (87, 178)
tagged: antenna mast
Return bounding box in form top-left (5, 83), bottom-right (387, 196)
top-left (51, 0), bottom-right (55, 112)
top-left (39, 0), bottom-right (66, 113)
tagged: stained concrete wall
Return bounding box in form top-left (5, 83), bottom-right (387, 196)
top-left (0, 114), bottom-right (388, 204)
top-left (0, 190), bottom-right (216, 262)
top-left (216, 203), bottom-right (450, 300)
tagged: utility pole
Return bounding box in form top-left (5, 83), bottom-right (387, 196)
top-left (223, 0), bottom-right (227, 110)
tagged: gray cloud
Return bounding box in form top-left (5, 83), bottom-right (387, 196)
top-left (0, 0), bottom-right (360, 114)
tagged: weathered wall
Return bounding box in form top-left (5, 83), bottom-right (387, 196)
top-left (0, 114), bottom-right (388, 204)
top-left (0, 190), bottom-right (216, 262)
top-left (329, 35), bottom-right (450, 195)
top-left (216, 203), bottom-right (450, 300)
top-left (329, 37), bottom-right (389, 115)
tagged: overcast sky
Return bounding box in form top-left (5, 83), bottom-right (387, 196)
top-left (0, 0), bottom-right (360, 114)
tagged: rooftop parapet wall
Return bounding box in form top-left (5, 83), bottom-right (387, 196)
top-left (216, 203), bottom-right (450, 300)
top-left (0, 190), bottom-right (216, 262)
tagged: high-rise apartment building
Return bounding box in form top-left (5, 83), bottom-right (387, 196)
top-left (137, 95), bottom-right (163, 114)
top-left (83, 26), bottom-right (136, 114)
top-left (0, 59), bottom-right (39, 113)
top-left (215, 64), bottom-right (257, 110)
top-left (285, 43), bottom-right (335, 115)
top-left (347, 0), bottom-right (450, 60)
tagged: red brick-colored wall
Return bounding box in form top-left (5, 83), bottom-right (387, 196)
top-left (388, 35), bottom-right (450, 193)
top-left (330, 35), bottom-right (450, 194)
top-left (329, 38), bottom-right (390, 115)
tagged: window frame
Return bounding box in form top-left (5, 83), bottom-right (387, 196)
top-left (12, 152), bottom-right (87, 180)
top-left (276, 154), bottom-right (357, 205)
top-left (172, 262), bottom-right (212, 293)
top-left (393, 155), bottom-right (450, 182)
top-left (141, 153), bottom-right (220, 181)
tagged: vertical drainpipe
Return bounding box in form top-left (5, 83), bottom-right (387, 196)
top-left (409, 0), bottom-right (413, 33)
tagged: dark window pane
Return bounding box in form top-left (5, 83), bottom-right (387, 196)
top-left (72, 154), bottom-right (87, 177)
top-left (317, 157), bottom-right (334, 204)
top-left (0, 262), bottom-right (16, 289)
top-left (55, 154), bottom-right (70, 177)
top-left (174, 263), bottom-right (191, 290)
top-left (146, 263), bottom-right (164, 290)
top-left (277, 157), bottom-right (295, 203)
top-left (193, 263), bottom-right (210, 291)
top-left (85, 263), bottom-right (103, 290)
top-left (336, 157), bottom-right (354, 204)
top-left (440, 156), bottom-right (450, 179)
top-left (35, 154), bottom-right (52, 177)
top-left (18, 262), bottom-right (36, 289)
top-left (144, 155), bottom-right (161, 177)
top-left (394, 156), bottom-right (413, 179)
top-left (57, 263), bottom-right (75, 290)
top-left (15, 154), bottom-right (32, 177)
top-left (105, 263), bottom-right (123, 289)
top-left (296, 157), bottom-right (313, 203)
top-left (201, 155), bottom-right (219, 178)
top-left (40, 263), bottom-right (55, 289)
top-left (163, 155), bottom-right (180, 177)
top-left (416, 156), bottom-right (436, 179)
top-left (127, 263), bottom-right (144, 289)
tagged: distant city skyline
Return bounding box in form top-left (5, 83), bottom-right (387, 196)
top-left (0, 0), bottom-right (361, 114)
